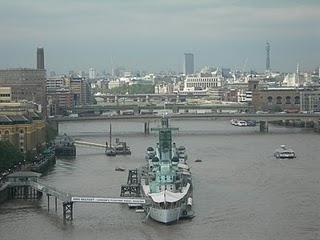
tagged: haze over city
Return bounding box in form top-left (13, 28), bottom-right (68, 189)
top-left (0, 0), bottom-right (319, 73)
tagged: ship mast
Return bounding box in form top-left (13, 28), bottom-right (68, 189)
top-left (109, 123), bottom-right (112, 147)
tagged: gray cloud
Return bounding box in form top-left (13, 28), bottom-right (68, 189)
top-left (0, 0), bottom-right (319, 72)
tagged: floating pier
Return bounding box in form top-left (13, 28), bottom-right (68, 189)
top-left (1, 171), bottom-right (145, 222)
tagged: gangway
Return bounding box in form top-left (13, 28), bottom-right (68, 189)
top-left (4, 172), bottom-right (146, 222)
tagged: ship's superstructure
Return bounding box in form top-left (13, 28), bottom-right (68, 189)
top-left (141, 117), bottom-right (193, 223)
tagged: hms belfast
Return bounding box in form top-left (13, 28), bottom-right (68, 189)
top-left (140, 117), bottom-right (194, 223)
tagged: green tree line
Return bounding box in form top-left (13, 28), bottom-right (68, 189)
top-left (107, 84), bottom-right (154, 95)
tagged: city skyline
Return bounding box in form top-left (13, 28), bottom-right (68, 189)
top-left (0, 0), bottom-right (319, 73)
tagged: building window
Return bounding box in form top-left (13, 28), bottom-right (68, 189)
top-left (267, 96), bottom-right (273, 103)
top-left (276, 96), bottom-right (282, 104)
top-left (285, 96), bottom-right (291, 104)
top-left (295, 96), bottom-right (300, 104)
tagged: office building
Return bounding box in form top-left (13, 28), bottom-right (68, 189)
top-left (0, 68), bottom-right (46, 113)
top-left (37, 47), bottom-right (45, 70)
top-left (89, 68), bottom-right (96, 80)
top-left (0, 48), bottom-right (47, 114)
top-left (266, 42), bottom-right (270, 72)
top-left (184, 53), bottom-right (194, 75)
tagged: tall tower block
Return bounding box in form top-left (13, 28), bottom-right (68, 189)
top-left (184, 53), bottom-right (194, 75)
top-left (37, 47), bottom-right (45, 69)
top-left (265, 41), bottom-right (270, 72)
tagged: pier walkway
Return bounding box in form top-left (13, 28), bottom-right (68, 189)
top-left (3, 172), bottom-right (145, 222)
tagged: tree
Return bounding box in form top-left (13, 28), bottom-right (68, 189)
top-left (271, 105), bottom-right (282, 113)
top-left (0, 140), bottom-right (24, 171)
top-left (108, 84), bottom-right (154, 94)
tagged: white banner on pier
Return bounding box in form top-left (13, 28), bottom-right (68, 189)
top-left (71, 196), bottom-right (145, 204)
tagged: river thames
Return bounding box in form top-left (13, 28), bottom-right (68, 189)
top-left (1, 119), bottom-right (320, 240)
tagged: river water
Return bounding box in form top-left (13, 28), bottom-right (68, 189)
top-left (1, 119), bottom-right (320, 240)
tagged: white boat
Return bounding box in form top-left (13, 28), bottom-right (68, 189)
top-left (237, 120), bottom-right (248, 127)
top-left (230, 119), bottom-right (238, 125)
top-left (274, 145), bottom-right (296, 158)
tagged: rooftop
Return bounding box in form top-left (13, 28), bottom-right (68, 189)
top-left (7, 171), bottom-right (41, 178)
top-left (0, 114), bottom-right (31, 125)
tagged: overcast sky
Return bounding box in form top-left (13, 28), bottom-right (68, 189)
top-left (0, 0), bottom-right (319, 73)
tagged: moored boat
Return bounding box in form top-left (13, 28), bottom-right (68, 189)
top-left (230, 119), bottom-right (256, 127)
top-left (105, 124), bottom-right (131, 156)
top-left (114, 138), bottom-right (131, 155)
top-left (54, 134), bottom-right (76, 156)
top-left (105, 146), bottom-right (116, 156)
top-left (141, 117), bottom-right (194, 224)
top-left (274, 145), bottom-right (296, 158)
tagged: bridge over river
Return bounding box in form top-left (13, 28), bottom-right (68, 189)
top-left (49, 113), bottom-right (320, 133)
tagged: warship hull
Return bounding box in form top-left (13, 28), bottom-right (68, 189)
top-left (149, 207), bottom-right (182, 224)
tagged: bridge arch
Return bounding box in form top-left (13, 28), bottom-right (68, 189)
top-left (285, 96), bottom-right (291, 104)
top-left (276, 96), bottom-right (282, 104)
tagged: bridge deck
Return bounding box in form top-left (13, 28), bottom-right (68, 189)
top-left (51, 113), bottom-right (320, 123)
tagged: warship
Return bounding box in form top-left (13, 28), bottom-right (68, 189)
top-left (141, 117), bottom-right (194, 223)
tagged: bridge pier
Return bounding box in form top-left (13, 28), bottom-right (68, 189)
top-left (314, 119), bottom-right (320, 132)
top-left (63, 202), bottom-right (73, 222)
top-left (55, 197), bottom-right (58, 212)
top-left (144, 122), bottom-right (150, 135)
top-left (9, 186), bottom-right (41, 200)
top-left (260, 121), bottom-right (269, 133)
top-left (47, 194), bottom-right (50, 211)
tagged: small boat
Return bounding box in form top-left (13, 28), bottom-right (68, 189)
top-left (105, 147), bottom-right (116, 156)
top-left (237, 120), bottom-right (248, 127)
top-left (105, 123), bottom-right (131, 156)
top-left (115, 167), bottom-right (125, 172)
top-left (114, 139), bottom-right (131, 155)
top-left (230, 119), bottom-right (238, 126)
top-left (194, 159), bottom-right (202, 162)
top-left (274, 145), bottom-right (296, 159)
top-left (246, 120), bottom-right (256, 127)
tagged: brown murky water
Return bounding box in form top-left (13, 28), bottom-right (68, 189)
top-left (1, 119), bottom-right (319, 240)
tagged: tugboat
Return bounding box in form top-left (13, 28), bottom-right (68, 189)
top-left (105, 144), bottom-right (116, 156)
top-left (114, 138), bottom-right (131, 155)
top-left (105, 124), bottom-right (131, 156)
top-left (274, 145), bottom-right (296, 159)
top-left (141, 116), bottom-right (194, 224)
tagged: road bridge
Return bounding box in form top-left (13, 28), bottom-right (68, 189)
top-left (75, 102), bottom-right (252, 115)
top-left (51, 112), bottom-right (320, 123)
top-left (49, 112), bottom-right (320, 134)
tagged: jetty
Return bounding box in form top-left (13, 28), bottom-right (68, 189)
top-left (0, 171), bottom-right (145, 222)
